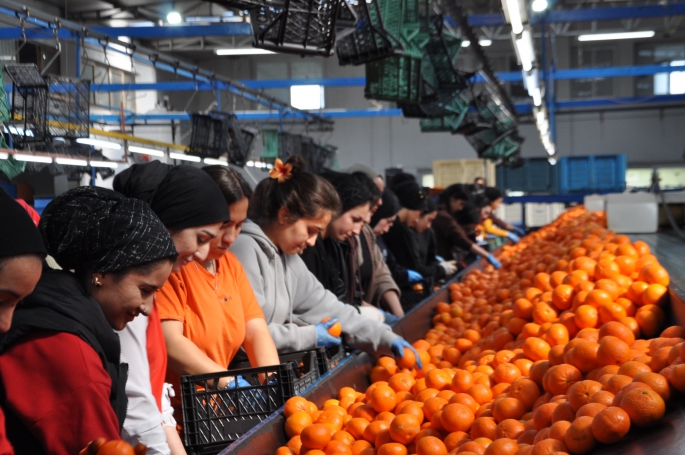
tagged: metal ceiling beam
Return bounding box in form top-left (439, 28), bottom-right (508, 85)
top-left (0, 23), bottom-right (252, 39)
top-left (468, 2), bottom-right (685, 27)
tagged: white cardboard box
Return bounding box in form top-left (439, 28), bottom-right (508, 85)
top-left (584, 194), bottom-right (606, 213)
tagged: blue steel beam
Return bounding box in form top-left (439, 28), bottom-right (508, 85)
top-left (0, 23), bottom-right (252, 39)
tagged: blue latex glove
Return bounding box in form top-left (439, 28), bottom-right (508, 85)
top-left (506, 232), bottom-right (521, 243)
top-left (381, 310), bottom-right (399, 326)
top-left (316, 318), bottom-right (342, 348)
top-left (407, 270), bottom-right (423, 283)
top-left (435, 255), bottom-right (445, 263)
top-left (487, 253), bottom-right (502, 269)
top-left (391, 339), bottom-right (423, 370)
top-left (512, 226), bottom-right (526, 237)
top-left (235, 375), bottom-right (252, 388)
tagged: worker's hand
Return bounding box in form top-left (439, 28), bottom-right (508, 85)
top-left (435, 255), bottom-right (445, 262)
top-left (391, 338), bottom-right (423, 370)
top-left (407, 269), bottom-right (423, 283)
top-left (512, 226), bottom-right (526, 237)
top-left (439, 260), bottom-right (457, 275)
top-left (486, 254), bottom-right (502, 269)
top-left (506, 232), bottom-right (521, 243)
top-left (315, 318), bottom-right (342, 348)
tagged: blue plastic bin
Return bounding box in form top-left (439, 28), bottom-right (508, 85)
top-left (497, 158), bottom-right (558, 194)
top-left (0, 181), bottom-right (17, 198)
top-left (558, 154), bottom-right (626, 193)
top-left (33, 198), bottom-right (53, 215)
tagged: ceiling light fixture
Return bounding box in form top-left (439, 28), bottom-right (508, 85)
top-left (578, 31), bottom-right (655, 42)
top-left (13, 154), bottom-right (53, 163)
top-left (532, 0), bottom-right (548, 12)
top-left (128, 146), bottom-right (165, 157)
top-left (169, 152), bottom-right (201, 162)
top-left (90, 161), bottom-right (119, 169)
top-left (55, 158), bottom-right (88, 166)
top-left (0, 152), bottom-right (8, 160)
top-left (167, 11), bottom-right (182, 24)
top-left (515, 29), bottom-right (534, 71)
top-left (215, 48), bottom-right (275, 56)
top-left (76, 138), bottom-right (122, 150)
top-left (502, 0), bottom-right (524, 34)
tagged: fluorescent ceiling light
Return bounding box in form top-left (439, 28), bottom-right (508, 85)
top-left (548, 157), bottom-right (557, 165)
top-left (531, 88), bottom-right (542, 106)
top-left (215, 48), bottom-right (275, 56)
top-left (204, 158), bottom-right (229, 165)
top-left (128, 146), bottom-right (165, 157)
top-left (0, 152), bottom-right (7, 159)
top-left (14, 154), bottom-right (53, 163)
top-left (90, 160), bottom-right (119, 169)
top-left (532, 0), bottom-right (548, 12)
top-left (76, 138), bottom-right (122, 150)
top-left (246, 161), bottom-right (255, 167)
top-left (578, 31), bottom-right (655, 42)
top-left (460, 39), bottom-right (491, 48)
top-left (169, 152), bottom-right (202, 162)
top-left (3, 125), bottom-right (34, 137)
top-left (55, 158), bottom-right (88, 166)
top-left (515, 29), bottom-right (534, 72)
top-left (167, 12), bottom-right (182, 24)
top-left (503, 0), bottom-right (524, 34)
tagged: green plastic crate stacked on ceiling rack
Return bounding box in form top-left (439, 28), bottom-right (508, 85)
top-left (0, 65), bottom-right (9, 149)
top-left (261, 129), bottom-right (279, 160)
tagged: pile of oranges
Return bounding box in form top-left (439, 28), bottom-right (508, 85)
top-left (276, 207), bottom-right (685, 455)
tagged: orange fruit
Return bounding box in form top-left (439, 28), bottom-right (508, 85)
top-left (564, 416), bottom-right (596, 454)
top-left (285, 397), bottom-right (313, 418)
top-left (567, 380), bottom-right (603, 412)
top-left (466, 384), bottom-right (493, 406)
top-left (523, 338), bottom-right (551, 361)
top-left (276, 446), bottom-right (295, 455)
top-left (496, 419), bottom-right (526, 440)
top-left (388, 373), bottom-right (415, 393)
top-left (301, 424), bottom-right (333, 450)
top-left (597, 336), bottom-right (631, 366)
top-left (492, 363), bottom-right (522, 384)
top-left (324, 440), bottom-right (352, 455)
top-left (345, 418), bottom-right (370, 440)
top-left (551, 401), bottom-right (576, 423)
top-left (369, 385), bottom-right (397, 413)
top-left (545, 364), bottom-right (582, 396)
top-left (388, 414), bottom-right (421, 444)
top-left (332, 431), bottom-right (355, 445)
top-left (591, 390), bottom-right (615, 407)
top-left (548, 420), bottom-right (571, 441)
top-left (576, 402), bottom-right (606, 419)
top-left (632, 372), bottom-right (671, 402)
top-left (591, 406), bottom-right (630, 444)
top-left (317, 410), bottom-right (345, 432)
top-left (598, 321), bottom-right (635, 345)
top-left (443, 431), bottom-right (469, 451)
top-left (362, 420), bottom-right (390, 444)
top-left (423, 397), bottom-right (448, 421)
top-left (285, 411), bottom-right (314, 438)
top-left (636, 306), bottom-right (666, 337)
top-left (415, 436), bottom-right (447, 455)
top-left (492, 397), bottom-right (526, 423)
top-left (619, 387), bottom-right (665, 427)
top-left (376, 443), bottom-right (407, 455)
top-left (639, 264), bottom-right (670, 286)
top-left (532, 403), bottom-right (558, 430)
top-left (322, 318), bottom-right (342, 338)
top-left (551, 285), bottom-right (574, 311)
top-left (641, 284), bottom-right (668, 307)
top-left (483, 438), bottom-right (518, 455)
top-left (584, 290), bottom-right (612, 309)
top-left (604, 375), bottom-right (633, 395)
top-left (350, 440), bottom-right (372, 455)
top-left (440, 403), bottom-right (475, 433)
top-left (568, 341), bottom-right (600, 374)
top-left (471, 416), bottom-right (498, 440)
top-left (530, 438), bottom-right (567, 455)
top-left (508, 378), bottom-right (541, 410)
top-left (625, 281), bottom-right (649, 304)
top-left (287, 436), bottom-right (303, 455)
top-left (574, 306), bottom-right (598, 330)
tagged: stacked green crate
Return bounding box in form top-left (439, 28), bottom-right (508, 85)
top-left (0, 65), bottom-right (9, 149)
top-left (261, 129), bottom-right (279, 160)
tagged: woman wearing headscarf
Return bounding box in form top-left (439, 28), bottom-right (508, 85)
top-left (432, 184), bottom-right (502, 269)
top-left (412, 195), bottom-right (442, 273)
top-left (114, 161), bottom-right (229, 454)
top-left (0, 190), bottom-right (46, 454)
top-left (156, 166), bottom-right (279, 417)
top-left (0, 187), bottom-right (177, 455)
top-left (230, 156), bottom-right (420, 364)
top-left (383, 180), bottom-right (456, 282)
top-left (481, 187), bottom-right (523, 242)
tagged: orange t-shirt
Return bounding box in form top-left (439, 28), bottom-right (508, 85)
top-left (156, 252), bottom-right (265, 397)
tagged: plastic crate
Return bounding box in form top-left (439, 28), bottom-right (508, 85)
top-left (321, 344), bottom-right (348, 372)
top-left (249, 0), bottom-right (339, 56)
top-left (261, 129), bottom-right (279, 159)
top-left (188, 114), bottom-right (225, 159)
top-left (5, 64), bottom-right (49, 144)
top-left (558, 154), bottom-right (627, 194)
top-left (181, 361), bottom-right (315, 455)
top-left (365, 55), bottom-right (422, 103)
top-left (496, 158), bottom-right (558, 194)
top-left (46, 76), bottom-right (91, 139)
top-left (230, 348), bottom-right (322, 392)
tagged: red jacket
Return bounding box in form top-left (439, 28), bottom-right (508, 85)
top-left (0, 331), bottom-right (120, 455)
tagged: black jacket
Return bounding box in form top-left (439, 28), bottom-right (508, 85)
top-left (382, 220), bottom-right (446, 281)
top-left (376, 236), bottom-right (409, 286)
top-left (0, 269), bottom-right (128, 453)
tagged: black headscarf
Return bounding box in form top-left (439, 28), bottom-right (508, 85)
top-left (39, 186), bottom-right (177, 273)
top-left (0, 189), bottom-right (46, 260)
top-left (320, 170), bottom-right (376, 214)
top-left (113, 161), bottom-right (230, 230)
top-left (455, 202), bottom-right (480, 226)
top-left (371, 189), bottom-right (401, 227)
top-left (485, 187), bottom-right (503, 204)
top-left (393, 181), bottom-right (428, 211)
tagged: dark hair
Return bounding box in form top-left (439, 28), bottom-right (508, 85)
top-left (438, 184), bottom-right (469, 208)
top-left (389, 172), bottom-right (416, 191)
top-left (474, 177), bottom-right (485, 183)
top-left (484, 187), bottom-right (503, 204)
top-left (473, 194), bottom-right (491, 209)
top-left (203, 166), bottom-right (253, 206)
top-left (320, 170), bottom-right (376, 214)
top-left (351, 171), bottom-right (382, 206)
top-left (249, 155), bottom-right (341, 227)
top-left (421, 195), bottom-right (437, 216)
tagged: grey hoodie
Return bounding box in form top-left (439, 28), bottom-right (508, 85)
top-left (230, 220), bottom-right (400, 353)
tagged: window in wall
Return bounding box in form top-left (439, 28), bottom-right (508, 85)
top-left (635, 43), bottom-right (685, 95)
top-left (255, 60), bottom-right (325, 110)
top-left (83, 62), bottom-right (136, 111)
top-left (570, 47), bottom-right (614, 98)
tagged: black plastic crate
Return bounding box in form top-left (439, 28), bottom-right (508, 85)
top-left (46, 76), bottom-right (91, 139)
top-left (400, 279), bottom-right (432, 312)
top-left (181, 363), bottom-right (304, 455)
top-left (4, 64), bottom-right (49, 144)
top-left (188, 113), bottom-right (225, 158)
top-left (321, 344), bottom-right (348, 372)
top-left (249, 0), bottom-right (339, 56)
